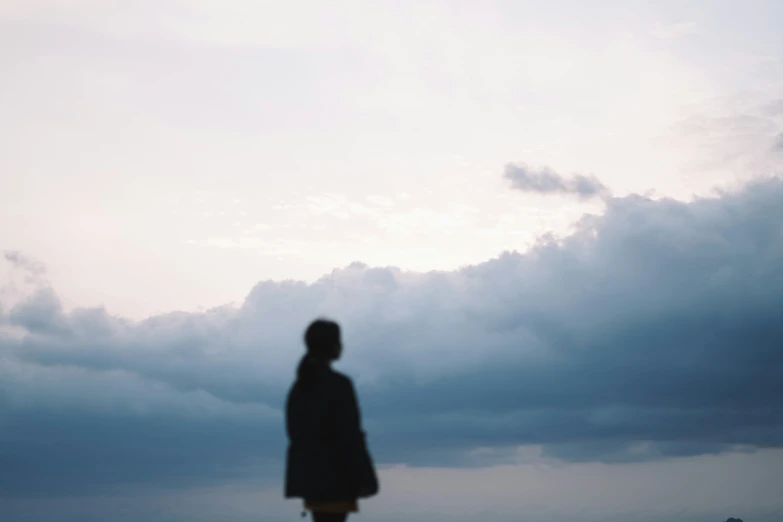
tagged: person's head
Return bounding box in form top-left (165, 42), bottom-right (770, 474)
top-left (303, 318), bottom-right (342, 362)
top-left (296, 319), bottom-right (342, 386)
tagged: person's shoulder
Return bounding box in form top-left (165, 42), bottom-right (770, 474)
top-left (327, 368), bottom-right (355, 389)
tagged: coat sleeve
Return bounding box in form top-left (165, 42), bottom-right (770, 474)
top-left (334, 377), bottom-right (379, 498)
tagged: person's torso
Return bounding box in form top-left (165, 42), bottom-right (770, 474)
top-left (286, 368), bottom-right (344, 446)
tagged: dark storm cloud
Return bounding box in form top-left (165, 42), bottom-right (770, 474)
top-left (503, 163), bottom-right (611, 199)
top-left (2, 178), bottom-right (783, 496)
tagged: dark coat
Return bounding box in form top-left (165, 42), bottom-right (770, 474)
top-left (284, 365), bottom-right (379, 502)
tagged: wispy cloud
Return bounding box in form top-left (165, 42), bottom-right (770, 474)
top-left (503, 163), bottom-right (611, 200)
top-left (3, 250), bottom-right (47, 278)
top-left (1, 251), bottom-right (49, 314)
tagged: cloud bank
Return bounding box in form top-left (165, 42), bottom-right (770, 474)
top-left (2, 178), bottom-right (783, 497)
top-left (503, 163), bottom-right (611, 200)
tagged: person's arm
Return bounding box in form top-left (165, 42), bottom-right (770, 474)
top-left (334, 376), bottom-right (379, 497)
top-left (334, 377), bottom-right (365, 448)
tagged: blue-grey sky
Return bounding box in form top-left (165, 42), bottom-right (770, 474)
top-left (2, 1), bottom-right (783, 522)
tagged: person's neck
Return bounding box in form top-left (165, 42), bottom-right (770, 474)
top-left (308, 354), bottom-right (332, 368)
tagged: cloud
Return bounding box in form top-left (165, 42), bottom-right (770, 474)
top-left (663, 96), bottom-right (783, 187)
top-left (2, 178), bottom-right (783, 497)
top-left (3, 251), bottom-right (47, 277)
top-left (503, 163), bottom-right (611, 200)
top-left (1, 251), bottom-right (50, 316)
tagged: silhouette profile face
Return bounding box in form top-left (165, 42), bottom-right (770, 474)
top-left (333, 340), bottom-right (343, 361)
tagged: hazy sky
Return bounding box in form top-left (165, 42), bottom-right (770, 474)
top-left (2, 1), bottom-right (783, 522)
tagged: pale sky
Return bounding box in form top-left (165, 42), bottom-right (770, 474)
top-left (3, 0), bottom-right (782, 318)
top-left (2, 2), bottom-right (783, 522)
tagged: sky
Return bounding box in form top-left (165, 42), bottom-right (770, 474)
top-left (1, 1), bottom-right (783, 522)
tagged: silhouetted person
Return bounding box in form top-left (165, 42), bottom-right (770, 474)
top-left (285, 319), bottom-right (379, 522)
